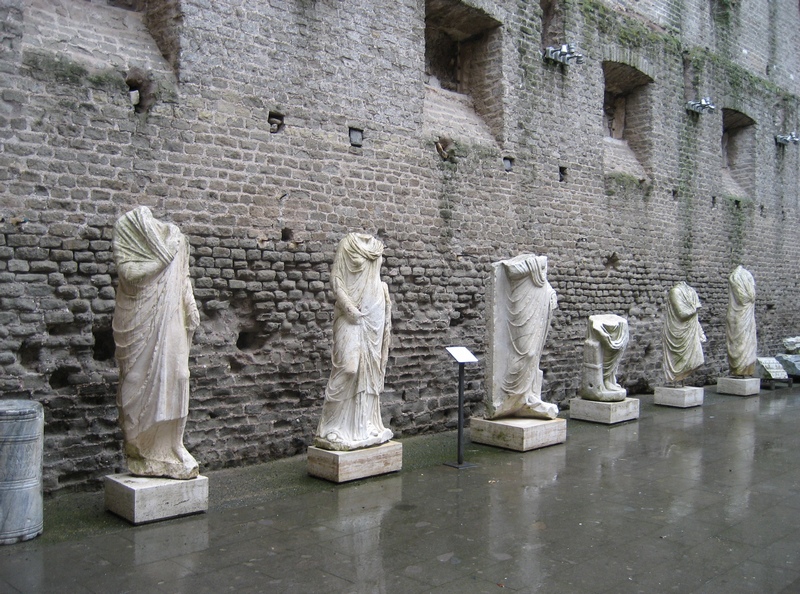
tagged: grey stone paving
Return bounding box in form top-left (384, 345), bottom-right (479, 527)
top-left (3, 385), bottom-right (800, 593)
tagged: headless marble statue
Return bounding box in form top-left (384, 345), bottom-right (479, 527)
top-left (112, 207), bottom-right (200, 480)
top-left (579, 314), bottom-right (629, 402)
top-left (662, 281), bottom-right (706, 384)
top-left (726, 266), bottom-right (757, 376)
top-left (314, 233), bottom-right (393, 451)
top-left (485, 254), bottom-right (559, 420)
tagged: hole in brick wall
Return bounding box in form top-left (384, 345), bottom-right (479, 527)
top-left (449, 314), bottom-right (464, 327)
top-left (603, 252), bottom-right (620, 270)
top-left (126, 67), bottom-right (154, 114)
top-left (48, 323), bottom-right (77, 336)
top-left (539, 0), bottom-right (561, 49)
top-left (281, 228), bottom-right (293, 241)
top-left (734, 199), bottom-right (741, 209)
top-left (712, 195), bottom-right (717, 207)
top-left (92, 327), bottom-right (115, 362)
top-left (229, 355), bottom-right (245, 372)
top-left (49, 366), bottom-right (80, 390)
top-left (559, 166), bottom-right (567, 182)
top-left (760, 204), bottom-right (765, 217)
top-left (503, 157), bottom-right (514, 172)
top-left (268, 112), bottom-right (285, 133)
top-left (721, 108), bottom-right (756, 196)
top-left (19, 342), bottom-right (41, 367)
top-left (349, 127), bottom-right (363, 147)
top-left (237, 330), bottom-right (261, 352)
top-left (106, 0), bottom-right (146, 10)
top-left (672, 189), bottom-right (678, 199)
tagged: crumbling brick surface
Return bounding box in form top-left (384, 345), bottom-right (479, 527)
top-left (0, 0), bottom-right (798, 491)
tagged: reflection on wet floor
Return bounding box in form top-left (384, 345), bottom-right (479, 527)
top-left (3, 386), bottom-right (800, 593)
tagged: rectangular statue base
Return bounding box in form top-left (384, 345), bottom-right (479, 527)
top-left (104, 474), bottom-right (208, 525)
top-left (307, 441), bottom-right (402, 483)
top-left (654, 386), bottom-right (704, 408)
top-left (569, 397), bottom-right (639, 424)
top-left (470, 417), bottom-right (566, 452)
top-left (717, 377), bottom-right (760, 396)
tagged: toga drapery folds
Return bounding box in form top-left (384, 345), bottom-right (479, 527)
top-left (726, 266), bottom-right (757, 376)
top-left (662, 281), bottom-right (706, 384)
top-left (486, 254), bottom-right (559, 420)
top-left (314, 233), bottom-right (393, 451)
top-left (112, 207), bottom-right (200, 479)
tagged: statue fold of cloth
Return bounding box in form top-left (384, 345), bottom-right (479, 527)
top-left (485, 254), bottom-right (559, 420)
top-left (579, 314), bottom-right (629, 402)
top-left (662, 281), bottom-right (706, 384)
top-left (112, 207), bottom-right (200, 480)
top-left (314, 233), bottom-right (393, 451)
top-left (726, 266), bottom-right (757, 376)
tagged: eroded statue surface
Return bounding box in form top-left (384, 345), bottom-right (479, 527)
top-left (579, 314), bottom-right (629, 402)
top-left (726, 266), bottom-right (757, 376)
top-left (112, 206), bottom-right (200, 480)
top-left (662, 281), bottom-right (706, 384)
top-left (485, 254), bottom-right (559, 420)
top-left (314, 233), bottom-right (393, 451)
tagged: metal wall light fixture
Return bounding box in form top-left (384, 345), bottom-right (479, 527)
top-left (775, 132), bottom-right (799, 145)
top-left (543, 43), bottom-right (585, 65)
top-left (686, 97), bottom-right (716, 114)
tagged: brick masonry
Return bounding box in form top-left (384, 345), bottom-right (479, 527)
top-left (0, 0), bottom-right (798, 492)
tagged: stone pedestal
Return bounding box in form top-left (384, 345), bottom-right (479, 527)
top-left (470, 417), bottom-right (566, 452)
top-left (104, 474), bottom-right (208, 525)
top-left (569, 397), bottom-right (639, 424)
top-left (654, 386), bottom-right (704, 408)
top-left (0, 400), bottom-right (44, 545)
top-left (307, 441), bottom-right (402, 483)
top-left (716, 377), bottom-right (760, 396)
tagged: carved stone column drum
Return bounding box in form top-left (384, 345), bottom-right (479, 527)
top-left (0, 400), bottom-right (44, 545)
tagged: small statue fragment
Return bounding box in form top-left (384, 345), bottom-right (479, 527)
top-left (579, 314), bottom-right (629, 402)
top-left (314, 233), bottom-right (393, 451)
top-left (726, 266), bottom-right (757, 376)
top-left (112, 206), bottom-right (200, 479)
top-left (662, 281), bottom-right (706, 384)
top-left (485, 254), bottom-right (559, 420)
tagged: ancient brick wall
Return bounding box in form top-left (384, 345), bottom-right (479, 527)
top-left (0, 0), bottom-right (798, 492)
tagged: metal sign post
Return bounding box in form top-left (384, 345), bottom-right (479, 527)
top-left (444, 346), bottom-right (478, 470)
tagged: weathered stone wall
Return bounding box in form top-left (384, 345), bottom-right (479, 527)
top-left (0, 0), bottom-right (798, 492)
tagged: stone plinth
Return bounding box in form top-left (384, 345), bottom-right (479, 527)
top-left (104, 474), bottom-right (208, 525)
top-left (0, 400), bottom-right (44, 545)
top-left (307, 441), bottom-right (402, 483)
top-left (569, 398), bottom-right (639, 424)
top-left (716, 377), bottom-right (760, 396)
top-left (654, 386), bottom-right (704, 408)
top-left (470, 417), bottom-right (566, 452)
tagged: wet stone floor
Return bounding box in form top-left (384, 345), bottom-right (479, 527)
top-left (3, 386), bottom-right (800, 593)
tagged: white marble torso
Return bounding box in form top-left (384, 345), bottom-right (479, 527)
top-left (314, 233), bottom-right (393, 451)
top-left (579, 314), bottom-right (629, 402)
top-left (113, 207), bottom-right (200, 480)
top-left (662, 281), bottom-right (706, 384)
top-left (726, 266), bottom-right (757, 376)
top-left (485, 254), bottom-right (559, 420)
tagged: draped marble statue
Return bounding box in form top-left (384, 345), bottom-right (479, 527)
top-left (726, 266), bottom-right (757, 376)
top-left (579, 314), bottom-right (629, 402)
top-left (314, 233), bottom-right (393, 451)
top-left (485, 254), bottom-right (559, 420)
top-left (112, 207), bottom-right (200, 480)
top-left (662, 281), bottom-right (706, 384)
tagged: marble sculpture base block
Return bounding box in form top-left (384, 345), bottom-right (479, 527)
top-left (569, 397), bottom-right (639, 424)
top-left (654, 386), bottom-right (704, 408)
top-left (716, 377), bottom-right (760, 396)
top-left (104, 474), bottom-right (208, 525)
top-left (470, 417), bottom-right (566, 452)
top-left (307, 441), bottom-right (402, 483)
